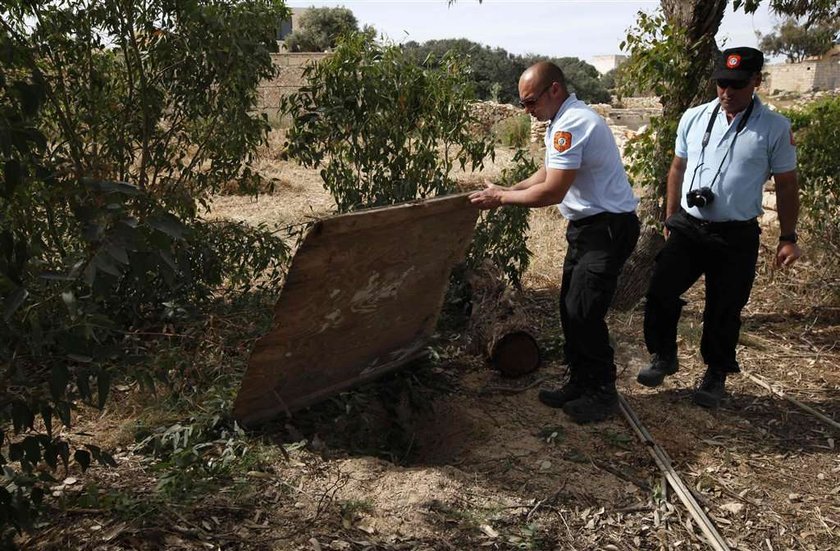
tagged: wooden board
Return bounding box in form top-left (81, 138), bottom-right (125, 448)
top-left (233, 193), bottom-right (479, 425)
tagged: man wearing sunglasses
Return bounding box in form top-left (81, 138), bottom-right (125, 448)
top-left (470, 61), bottom-right (639, 424)
top-left (637, 47), bottom-right (801, 408)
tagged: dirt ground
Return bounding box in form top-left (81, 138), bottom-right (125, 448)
top-left (22, 134), bottom-right (839, 550)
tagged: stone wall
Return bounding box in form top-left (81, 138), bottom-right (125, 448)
top-left (765, 56), bottom-right (840, 94)
top-left (616, 96), bottom-right (661, 109)
top-left (468, 101), bottom-right (522, 134)
top-left (528, 101), bottom-right (657, 150)
top-left (256, 52), bottom-right (331, 120)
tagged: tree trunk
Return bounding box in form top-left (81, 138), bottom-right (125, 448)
top-left (612, 225), bottom-right (666, 311)
top-left (467, 262), bottom-right (541, 378)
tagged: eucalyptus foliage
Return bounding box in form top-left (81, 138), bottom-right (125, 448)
top-left (467, 149), bottom-right (537, 287)
top-left (1, 0), bottom-right (289, 540)
top-left (282, 32), bottom-right (494, 213)
top-left (784, 96), bottom-right (840, 251)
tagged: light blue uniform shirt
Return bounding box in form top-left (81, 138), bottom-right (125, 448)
top-left (544, 94), bottom-right (639, 221)
top-left (676, 95), bottom-right (797, 222)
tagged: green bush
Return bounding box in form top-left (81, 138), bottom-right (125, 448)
top-left (492, 115), bottom-right (532, 149)
top-left (467, 149), bottom-right (537, 287)
top-left (281, 33), bottom-right (493, 213)
top-left (784, 95), bottom-right (840, 252)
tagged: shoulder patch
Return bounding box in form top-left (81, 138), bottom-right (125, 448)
top-left (553, 131), bottom-right (572, 153)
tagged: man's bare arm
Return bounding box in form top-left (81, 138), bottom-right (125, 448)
top-left (774, 170), bottom-right (801, 267)
top-left (469, 167), bottom-right (577, 209)
top-left (665, 156), bottom-right (687, 219)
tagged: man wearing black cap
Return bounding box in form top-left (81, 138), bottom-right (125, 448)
top-left (636, 47), bottom-right (801, 408)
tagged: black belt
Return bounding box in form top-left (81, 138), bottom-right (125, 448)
top-left (570, 210), bottom-right (637, 228)
top-left (680, 209), bottom-right (756, 229)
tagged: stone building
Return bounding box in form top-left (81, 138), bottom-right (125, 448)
top-left (764, 45), bottom-right (840, 93)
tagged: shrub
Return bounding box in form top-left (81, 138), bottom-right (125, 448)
top-left (784, 95), bottom-right (840, 253)
top-left (492, 115), bottom-right (532, 149)
top-left (467, 149), bottom-right (537, 287)
top-left (281, 33), bottom-right (493, 213)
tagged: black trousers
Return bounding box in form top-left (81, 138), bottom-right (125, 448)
top-left (643, 210), bottom-right (760, 373)
top-left (561, 211), bottom-right (640, 387)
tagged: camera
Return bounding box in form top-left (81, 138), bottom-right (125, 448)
top-left (686, 187), bottom-right (715, 208)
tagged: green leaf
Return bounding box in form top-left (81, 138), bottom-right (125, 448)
top-left (3, 159), bottom-right (23, 197)
top-left (43, 440), bottom-right (57, 469)
top-left (40, 405), bottom-right (53, 438)
top-left (55, 401), bottom-right (71, 426)
top-left (83, 178), bottom-right (143, 196)
top-left (22, 436), bottom-right (42, 464)
top-left (49, 365), bottom-right (70, 401)
top-left (3, 286), bottom-right (29, 321)
top-left (30, 485), bottom-right (45, 506)
top-left (74, 449), bottom-right (91, 472)
top-left (39, 271), bottom-right (77, 282)
top-left (148, 213), bottom-right (188, 240)
top-left (92, 250), bottom-right (122, 277)
top-left (97, 370), bottom-right (111, 409)
top-left (57, 441), bottom-right (70, 469)
top-left (11, 401), bottom-right (34, 433)
top-left (77, 372), bottom-right (92, 400)
top-left (104, 241), bottom-right (130, 264)
top-left (9, 443), bottom-right (23, 462)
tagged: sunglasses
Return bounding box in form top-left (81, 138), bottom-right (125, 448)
top-left (716, 79), bottom-right (750, 90)
top-left (519, 83), bottom-right (552, 108)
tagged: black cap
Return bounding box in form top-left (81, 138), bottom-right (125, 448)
top-left (711, 47), bottom-right (764, 80)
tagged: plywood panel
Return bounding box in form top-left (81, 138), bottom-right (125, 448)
top-left (233, 193), bottom-right (478, 425)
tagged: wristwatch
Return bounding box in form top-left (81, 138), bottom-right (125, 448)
top-left (779, 231), bottom-right (798, 244)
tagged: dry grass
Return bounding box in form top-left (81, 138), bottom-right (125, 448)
top-left (21, 137), bottom-right (840, 551)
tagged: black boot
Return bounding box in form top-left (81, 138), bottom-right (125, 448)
top-left (636, 353), bottom-right (678, 388)
top-left (562, 385), bottom-right (619, 424)
top-left (538, 374), bottom-right (585, 409)
top-left (694, 368), bottom-right (727, 408)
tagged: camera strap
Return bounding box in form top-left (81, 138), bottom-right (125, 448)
top-left (688, 98), bottom-right (755, 194)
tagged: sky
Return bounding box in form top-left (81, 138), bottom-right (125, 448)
top-left (286, 0), bottom-right (784, 63)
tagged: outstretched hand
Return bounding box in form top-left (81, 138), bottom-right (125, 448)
top-left (469, 180), bottom-right (505, 210)
top-left (776, 242), bottom-right (801, 267)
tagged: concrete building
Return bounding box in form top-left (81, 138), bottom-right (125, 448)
top-left (276, 8), bottom-right (309, 50)
top-left (589, 54), bottom-right (628, 75)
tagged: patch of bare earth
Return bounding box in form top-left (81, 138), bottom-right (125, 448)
top-left (22, 139), bottom-right (839, 550)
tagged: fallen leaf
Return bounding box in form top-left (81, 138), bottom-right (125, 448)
top-left (720, 502), bottom-right (744, 514)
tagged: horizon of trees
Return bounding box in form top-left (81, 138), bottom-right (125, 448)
top-left (402, 38), bottom-right (614, 105)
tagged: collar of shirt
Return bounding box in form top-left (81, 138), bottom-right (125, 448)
top-left (709, 94), bottom-right (765, 142)
top-left (549, 93), bottom-right (579, 126)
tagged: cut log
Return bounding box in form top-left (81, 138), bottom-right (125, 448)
top-left (612, 225), bottom-right (665, 311)
top-left (467, 262), bottom-right (541, 378)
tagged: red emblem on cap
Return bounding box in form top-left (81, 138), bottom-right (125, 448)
top-left (726, 54), bottom-right (741, 68)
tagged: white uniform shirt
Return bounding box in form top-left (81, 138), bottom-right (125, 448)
top-left (676, 95), bottom-right (797, 222)
top-left (544, 94), bottom-right (639, 220)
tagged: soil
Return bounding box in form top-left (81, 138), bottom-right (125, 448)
top-left (21, 134), bottom-right (839, 551)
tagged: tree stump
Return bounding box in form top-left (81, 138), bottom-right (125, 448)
top-left (467, 262), bottom-right (541, 378)
top-left (612, 225), bottom-right (665, 311)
